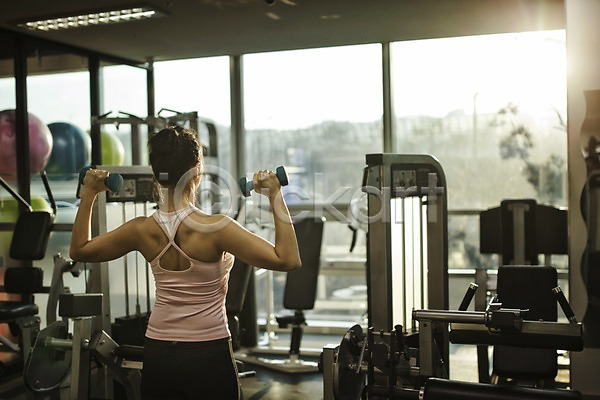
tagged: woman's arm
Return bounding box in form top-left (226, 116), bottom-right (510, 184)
top-left (70, 169), bottom-right (141, 263)
top-left (217, 171), bottom-right (301, 271)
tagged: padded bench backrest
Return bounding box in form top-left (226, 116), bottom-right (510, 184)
top-left (226, 258), bottom-right (253, 315)
top-left (493, 265), bottom-right (558, 379)
top-left (496, 265), bottom-right (557, 321)
top-left (4, 267), bottom-right (44, 294)
top-left (10, 211), bottom-right (53, 260)
top-left (283, 217), bottom-right (325, 311)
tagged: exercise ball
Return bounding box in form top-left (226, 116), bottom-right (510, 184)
top-left (47, 122), bottom-right (91, 175)
top-left (0, 110), bottom-right (53, 177)
top-left (86, 131), bottom-right (125, 166)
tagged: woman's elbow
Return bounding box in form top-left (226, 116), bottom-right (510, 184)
top-left (284, 259), bottom-right (302, 271)
top-left (69, 248), bottom-right (82, 262)
top-left (70, 245), bottom-right (90, 262)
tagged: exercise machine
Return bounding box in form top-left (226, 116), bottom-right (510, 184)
top-left (237, 216), bottom-right (325, 373)
top-left (92, 109), bottom-right (223, 214)
top-left (479, 199), bottom-right (569, 385)
top-left (24, 292), bottom-right (142, 400)
top-left (321, 154), bottom-right (582, 399)
top-left (321, 281), bottom-right (583, 399)
top-left (0, 172), bottom-right (56, 378)
top-left (362, 153), bottom-right (448, 362)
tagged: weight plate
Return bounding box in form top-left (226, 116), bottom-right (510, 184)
top-left (336, 324), bottom-right (366, 400)
top-left (23, 320), bottom-right (72, 392)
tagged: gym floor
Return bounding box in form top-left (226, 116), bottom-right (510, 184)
top-left (0, 333), bottom-right (328, 400)
top-left (0, 365), bottom-right (324, 400)
top-left (0, 338), bottom-right (569, 400)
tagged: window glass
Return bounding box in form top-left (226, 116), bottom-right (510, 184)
top-left (19, 50), bottom-right (90, 199)
top-left (391, 30), bottom-right (567, 210)
top-left (391, 30), bottom-right (567, 276)
top-left (0, 79), bottom-right (15, 110)
top-left (28, 71), bottom-right (90, 132)
top-left (101, 64), bottom-right (148, 166)
top-left (154, 57), bottom-right (231, 175)
top-left (244, 44), bottom-right (383, 205)
top-left (244, 44), bottom-right (384, 326)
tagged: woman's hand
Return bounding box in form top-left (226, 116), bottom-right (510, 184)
top-left (81, 168), bottom-right (111, 196)
top-left (252, 170), bottom-right (281, 198)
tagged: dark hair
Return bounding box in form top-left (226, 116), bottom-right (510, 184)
top-left (148, 125), bottom-right (202, 203)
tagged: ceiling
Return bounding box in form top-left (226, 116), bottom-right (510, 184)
top-left (0, 0), bottom-right (565, 64)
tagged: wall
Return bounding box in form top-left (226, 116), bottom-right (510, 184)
top-left (566, 0), bottom-right (600, 397)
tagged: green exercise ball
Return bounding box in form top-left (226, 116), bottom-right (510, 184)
top-left (101, 131), bottom-right (125, 166)
top-left (86, 131), bottom-right (125, 166)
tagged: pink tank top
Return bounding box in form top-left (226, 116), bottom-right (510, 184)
top-left (145, 206), bottom-right (235, 342)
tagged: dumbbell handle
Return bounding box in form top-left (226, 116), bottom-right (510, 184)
top-left (239, 166), bottom-right (288, 197)
top-left (78, 166), bottom-right (124, 193)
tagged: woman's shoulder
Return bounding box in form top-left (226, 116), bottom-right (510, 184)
top-left (186, 210), bottom-right (238, 234)
top-left (132, 215), bottom-right (159, 231)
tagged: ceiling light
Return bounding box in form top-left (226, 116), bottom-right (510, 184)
top-left (12, 4), bottom-right (167, 31)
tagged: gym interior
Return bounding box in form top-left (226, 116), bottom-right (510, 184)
top-left (0, 0), bottom-right (599, 399)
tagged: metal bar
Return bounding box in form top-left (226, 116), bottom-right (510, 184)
top-left (382, 42), bottom-right (393, 153)
top-left (89, 56), bottom-right (103, 165)
top-left (93, 117), bottom-right (145, 124)
top-left (509, 203), bottom-right (528, 264)
top-left (321, 344), bottom-right (337, 400)
top-left (88, 192), bottom-right (112, 398)
top-left (14, 37), bottom-right (30, 210)
top-left (400, 198), bottom-right (407, 328)
top-left (229, 54), bottom-right (245, 180)
top-left (123, 204), bottom-right (130, 317)
top-left (131, 124), bottom-right (141, 165)
top-left (70, 318), bottom-right (92, 400)
top-left (413, 309), bottom-right (486, 324)
top-left (40, 171), bottom-right (56, 215)
top-left (146, 58), bottom-right (155, 120)
top-left (44, 337), bottom-right (74, 350)
top-left (0, 27), bottom-right (147, 68)
top-left (458, 282), bottom-right (478, 311)
top-left (418, 319), bottom-right (435, 377)
top-left (144, 202), bottom-right (151, 313)
top-left (0, 176), bottom-right (31, 211)
top-left (420, 197), bottom-right (426, 310)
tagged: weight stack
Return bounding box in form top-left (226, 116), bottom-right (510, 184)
top-left (111, 313), bottom-right (150, 346)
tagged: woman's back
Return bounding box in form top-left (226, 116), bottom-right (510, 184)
top-left (137, 207), bottom-right (226, 268)
top-left (143, 205), bottom-right (235, 342)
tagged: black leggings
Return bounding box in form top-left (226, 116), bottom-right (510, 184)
top-left (141, 337), bottom-right (240, 400)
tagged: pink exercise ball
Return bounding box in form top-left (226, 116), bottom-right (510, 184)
top-left (0, 110), bottom-right (53, 178)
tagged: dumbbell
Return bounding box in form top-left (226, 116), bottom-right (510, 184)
top-left (78, 166), bottom-right (124, 193)
top-left (239, 166), bottom-right (288, 197)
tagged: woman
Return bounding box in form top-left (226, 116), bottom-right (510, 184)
top-left (70, 125), bottom-right (301, 399)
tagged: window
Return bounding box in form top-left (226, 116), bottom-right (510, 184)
top-left (391, 31), bottom-right (568, 381)
top-left (391, 30), bottom-right (567, 210)
top-left (154, 57), bottom-right (231, 174)
top-left (243, 44), bottom-right (384, 326)
top-left (101, 63), bottom-right (148, 166)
